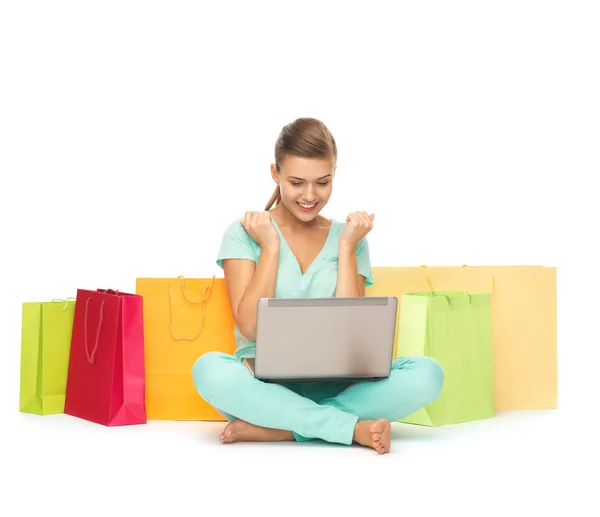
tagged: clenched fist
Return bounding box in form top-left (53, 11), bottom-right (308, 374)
top-left (340, 211), bottom-right (375, 246)
top-left (240, 211), bottom-right (280, 250)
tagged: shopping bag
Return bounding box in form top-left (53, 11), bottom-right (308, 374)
top-left (367, 266), bottom-right (557, 410)
top-left (135, 276), bottom-right (237, 421)
top-left (417, 265), bottom-right (557, 410)
top-left (19, 298), bottom-right (75, 415)
top-left (396, 290), bottom-right (495, 426)
top-left (64, 288), bottom-right (146, 426)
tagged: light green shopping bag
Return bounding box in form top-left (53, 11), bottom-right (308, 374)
top-left (19, 298), bottom-right (75, 415)
top-left (397, 291), bottom-right (494, 426)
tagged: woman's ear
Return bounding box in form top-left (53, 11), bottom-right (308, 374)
top-left (270, 163), bottom-right (279, 184)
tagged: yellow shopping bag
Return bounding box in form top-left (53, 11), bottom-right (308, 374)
top-left (367, 266), bottom-right (557, 411)
top-left (136, 276), bottom-right (236, 420)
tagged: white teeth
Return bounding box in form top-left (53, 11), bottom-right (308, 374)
top-left (298, 202), bottom-right (316, 209)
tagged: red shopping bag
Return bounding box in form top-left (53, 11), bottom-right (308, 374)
top-left (64, 288), bottom-right (147, 426)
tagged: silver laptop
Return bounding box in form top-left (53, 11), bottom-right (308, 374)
top-left (254, 296), bottom-right (398, 382)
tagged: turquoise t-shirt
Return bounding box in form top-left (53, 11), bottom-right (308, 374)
top-left (216, 216), bottom-right (374, 361)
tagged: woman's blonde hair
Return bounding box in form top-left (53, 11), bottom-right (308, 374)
top-left (265, 117), bottom-right (337, 211)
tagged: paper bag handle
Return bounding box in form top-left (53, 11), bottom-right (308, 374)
top-left (419, 265), bottom-right (495, 300)
top-left (167, 276), bottom-right (215, 342)
top-left (97, 288), bottom-right (120, 296)
top-left (84, 297), bottom-right (106, 364)
top-left (421, 291), bottom-right (472, 305)
top-left (52, 297), bottom-right (76, 311)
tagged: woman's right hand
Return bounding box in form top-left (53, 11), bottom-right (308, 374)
top-left (241, 211), bottom-right (280, 250)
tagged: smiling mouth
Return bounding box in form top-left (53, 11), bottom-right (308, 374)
top-left (297, 202), bottom-right (317, 211)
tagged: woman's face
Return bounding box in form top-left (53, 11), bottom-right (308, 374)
top-left (271, 155), bottom-right (335, 222)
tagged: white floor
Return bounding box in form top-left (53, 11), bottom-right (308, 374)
top-left (3, 406), bottom-right (596, 516)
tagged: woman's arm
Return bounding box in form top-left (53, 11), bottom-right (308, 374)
top-left (336, 211), bottom-right (374, 298)
top-left (221, 211), bottom-right (281, 341)
top-left (335, 240), bottom-right (366, 297)
top-left (222, 244), bottom-right (279, 342)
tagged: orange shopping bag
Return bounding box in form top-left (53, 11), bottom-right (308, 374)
top-left (135, 276), bottom-right (236, 421)
top-left (367, 266), bottom-right (557, 411)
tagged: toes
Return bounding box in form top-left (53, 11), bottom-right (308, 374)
top-left (369, 419), bottom-right (388, 435)
top-left (363, 419), bottom-right (392, 454)
top-left (369, 423), bottom-right (382, 435)
top-left (373, 442), bottom-right (384, 454)
top-left (220, 422), bottom-right (237, 443)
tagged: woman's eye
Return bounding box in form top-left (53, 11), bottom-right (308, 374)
top-left (290, 181), bottom-right (328, 187)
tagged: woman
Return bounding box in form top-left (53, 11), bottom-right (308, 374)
top-left (192, 118), bottom-right (444, 454)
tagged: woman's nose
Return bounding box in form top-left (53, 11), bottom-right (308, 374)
top-left (303, 185), bottom-right (316, 201)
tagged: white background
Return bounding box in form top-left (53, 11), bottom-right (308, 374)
top-left (1, 1), bottom-right (599, 515)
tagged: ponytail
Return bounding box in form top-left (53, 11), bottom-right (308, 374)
top-left (264, 185), bottom-right (281, 211)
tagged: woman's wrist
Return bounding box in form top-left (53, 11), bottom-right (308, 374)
top-left (339, 238), bottom-right (357, 253)
top-left (260, 242), bottom-right (280, 256)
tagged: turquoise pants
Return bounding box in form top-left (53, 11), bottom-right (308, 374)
top-left (192, 352), bottom-right (444, 445)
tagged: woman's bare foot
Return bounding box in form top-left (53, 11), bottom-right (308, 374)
top-left (220, 419), bottom-right (295, 444)
top-left (353, 419), bottom-right (392, 454)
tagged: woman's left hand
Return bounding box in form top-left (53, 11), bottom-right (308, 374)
top-left (340, 211), bottom-right (375, 246)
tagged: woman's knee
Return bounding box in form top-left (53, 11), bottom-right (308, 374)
top-left (395, 355), bottom-right (445, 404)
top-left (191, 351), bottom-right (233, 398)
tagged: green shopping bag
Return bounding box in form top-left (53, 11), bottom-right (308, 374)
top-left (19, 298), bottom-right (75, 415)
top-left (397, 291), bottom-right (494, 426)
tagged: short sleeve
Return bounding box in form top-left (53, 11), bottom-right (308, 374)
top-left (216, 219), bottom-right (258, 269)
top-left (356, 236), bottom-right (374, 287)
